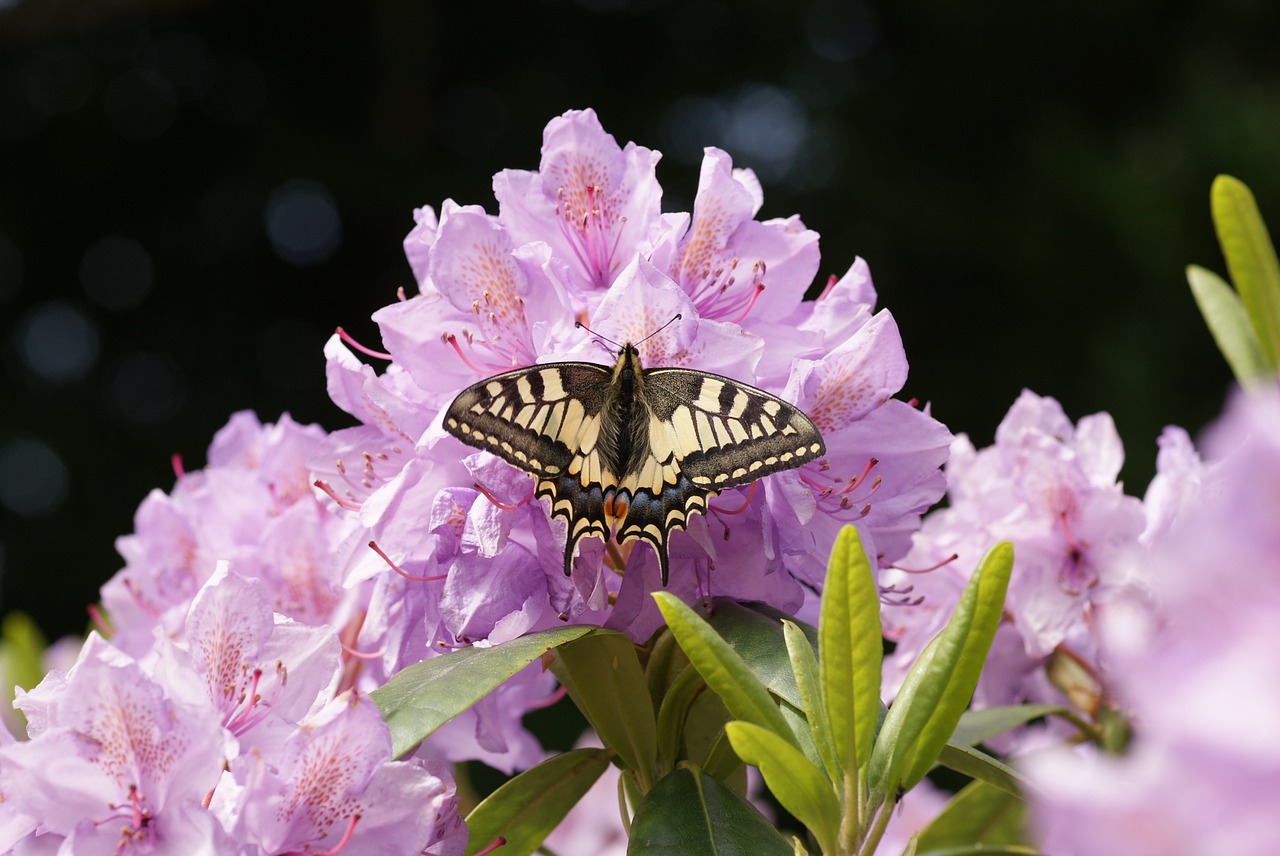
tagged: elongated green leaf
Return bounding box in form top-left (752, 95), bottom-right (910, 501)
top-left (653, 593), bottom-right (795, 745)
top-left (628, 767), bottom-right (793, 856)
top-left (819, 525), bottom-right (883, 775)
top-left (950, 704), bottom-right (1067, 747)
top-left (655, 664), bottom-right (705, 770)
top-left (705, 598), bottom-right (817, 710)
top-left (726, 722), bottom-right (840, 855)
top-left (372, 625), bottom-right (595, 758)
top-left (553, 632), bottom-right (658, 786)
top-left (1212, 174), bottom-right (1280, 371)
top-left (914, 779), bottom-right (1027, 852)
top-left (869, 543), bottom-right (1013, 797)
top-left (1187, 264), bottom-right (1270, 383)
top-left (785, 619), bottom-right (839, 782)
top-left (463, 747), bottom-right (614, 856)
top-left (937, 742), bottom-right (1031, 798)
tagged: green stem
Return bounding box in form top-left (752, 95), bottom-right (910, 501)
top-left (854, 796), bottom-right (896, 856)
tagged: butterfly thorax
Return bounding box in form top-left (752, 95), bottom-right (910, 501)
top-left (597, 344), bottom-right (654, 480)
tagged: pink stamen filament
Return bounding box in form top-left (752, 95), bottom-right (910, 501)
top-left (121, 578), bottom-right (160, 620)
top-left (817, 273), bottom-right (840, 301)
top-left (339, 639), bottom-right (388, 660)
top-left (474, 482), bottom-right (534, 510)
top-left (709, 481), bottom-right (757, 514)
top-left (885, 553), bottom-right (960, 574)
top-left (368, 540), bottom-right (447, 582)
top-left (472, 837), bottom-right (507, 856)
top-left (442, 332), bottom-right (509, 376)
top-left (226, 663), bottom-right (288, 736)
top-left (335, 326), bottom-right (393, 360)
top-left (726, 283), bottom-right (766, 324)
top-left (87, 604), bottom-right (113, 636)
top-left (280, 815), bottom-right (361, 856)
top-left (879, 584), bottom-right (924, 607)
top-left (526, 685), bottom-right (569, 710)
top-left (170, 453), bottom-right (185, 482)
top-left (101, 784), bottom-right (153, 853)
top-left (313, 480), bottom-right (362, 511)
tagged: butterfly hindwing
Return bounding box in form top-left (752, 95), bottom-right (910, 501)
top-left (444, 362), bottom-right (619, 573)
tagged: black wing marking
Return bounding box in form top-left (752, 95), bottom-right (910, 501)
top-left (443, 362), bottom-right (612, 476)
top-left (444, 362), bottom-right (619, 576)
top-left (605, 367), bottom-right (825, 584)
top-left (641, 367), bottom-right (826, 489)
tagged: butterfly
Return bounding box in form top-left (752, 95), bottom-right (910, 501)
top-left (443, 323), bottom-right (825, 584)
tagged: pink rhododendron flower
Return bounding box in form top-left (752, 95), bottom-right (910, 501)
top-left (881, 391), bottom-right (1148, 750)
top-left (1028, 387), bottom-right (1280, 855)
top-left (0, 633), bottom-right (230, 853)
top-left (102, 412), bottom-right (353, 657)
top-left (226, 693), bottom-right (462, 856)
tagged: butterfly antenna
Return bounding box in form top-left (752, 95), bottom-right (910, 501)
top-left (576, 313), bottom-right (683, 350)
top-left (638, 313), bottom-right (682, 346)
top-left (574, 320), bottom-right (624, 352)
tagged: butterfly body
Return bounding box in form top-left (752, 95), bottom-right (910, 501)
top-left (444, 344), bottom-right (824, 584)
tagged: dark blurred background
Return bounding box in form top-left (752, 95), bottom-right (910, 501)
top-left (2, 0), bottom-right (1276, 639)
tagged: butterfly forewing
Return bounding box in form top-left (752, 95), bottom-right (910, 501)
top-left (641, 367), bottom-right (827, 489)
top-left (443, 362), bottom-right (612, 477)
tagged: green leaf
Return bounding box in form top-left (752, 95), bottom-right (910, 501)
top-left (819, 525), bottom-right (883, 775)
top-left (655, 664), bottom-right (706, 770)
top-left (705, 598), bottom-right (817, 710)
top-left (726, 721), bottom-right (841, 855)
top-left (1187, 264), bottom-right (1270, 384)
top-left (949, 704), bottom-right (1067, 747)
top-left (462, 747), bottom-right (614, 856)
top-left (553, 632), bottom-right (658, 787)
top-left (869, 543), bottom-right (1013, 798)
top-left (914, 779), bottom-right (1027, 852)
top-left (628, 767), bottom-right (793, 856)
top-left (785, 619), bottom-right (839, 783)
top-left (653, 593), bottom-right (796, 746)
top-left (1212, 174), bottom-right (1280, 371)
top-left (936, 742), bottom-right (1032, 799)
top-left (371, 625), bottom-right (594, 758)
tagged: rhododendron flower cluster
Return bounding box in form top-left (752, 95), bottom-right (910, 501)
top-left (881, 390), bottom-right (1151, 751)
top-left (1026, 388), bottom-right (1280, 854)
top-left (325, 107), bottom-right (951, 643)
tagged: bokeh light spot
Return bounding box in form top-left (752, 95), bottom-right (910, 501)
top-left (0, 439), bottom-right (69, 518)
top-left (14, 301), bottom-right (100, 385)
top-left (80, 236), bottom-right (154, 310)
top-left (264, 180), bottom-right (342, 268)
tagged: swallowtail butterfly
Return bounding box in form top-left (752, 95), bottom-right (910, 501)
top-left (443, 326), bottom-right (825, 584)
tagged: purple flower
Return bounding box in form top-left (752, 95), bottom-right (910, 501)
top-left (102, 412), bottom-right (351, 657)
top-left (494, 108), bottom-right (663, 293)
top-left (1028, 387), bottom-right (1280, 855)
top-left (224, 693), bottom-right (462, 856)
top-left (881, 391), bottom-right (1148, 750)
top-left (0, 634), bottom-right (230, 853)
